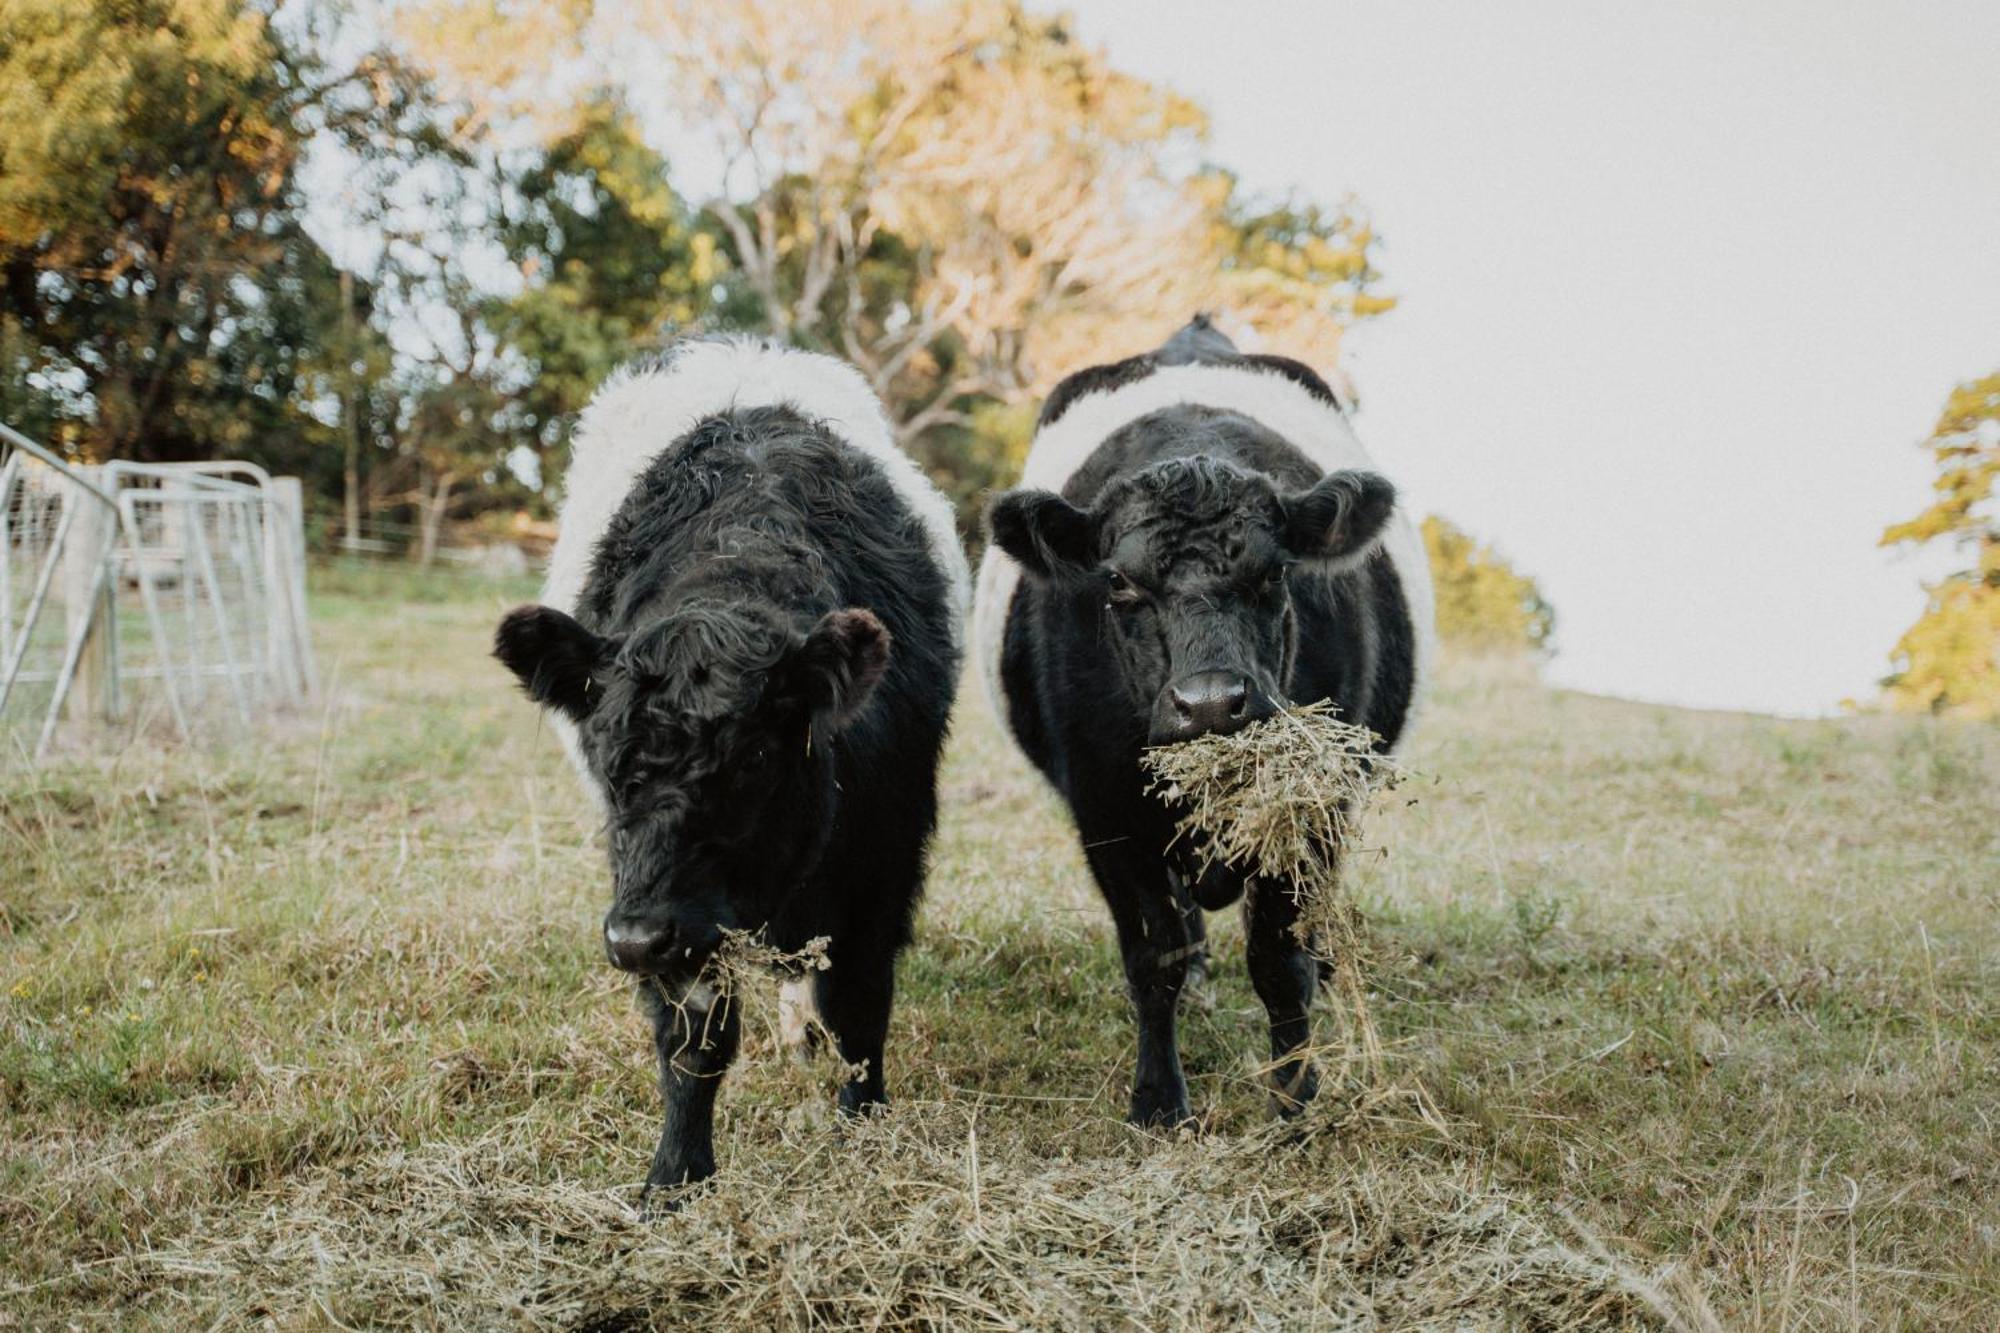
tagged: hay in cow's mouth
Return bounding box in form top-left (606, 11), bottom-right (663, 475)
top-left (705, 927), bottom-right (832, 989)
top-left (1141, 700), bottom-right (1410, 1082)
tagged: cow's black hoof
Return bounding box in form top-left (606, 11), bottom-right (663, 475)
top-left (1128, 1085), bottom-right (1195, 1130)
top-left (1267, 1061), bottom-right (1322, 1119)
top-left (836, 1087), bottom-right (889, 1119)
top-left (638, 1175), bottom-right (710, 1219)
top-left (641, 1148), bottom-right (715, 1217)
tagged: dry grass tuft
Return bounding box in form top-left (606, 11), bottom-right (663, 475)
top-left (1143, 701), bottom-right (1407, 1078)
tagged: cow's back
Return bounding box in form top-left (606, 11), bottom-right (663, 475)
top-left (548, 337), bottom-right (966, 629)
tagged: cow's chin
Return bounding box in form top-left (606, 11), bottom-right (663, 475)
top-left (654, 959), bottom-right (722, 1005)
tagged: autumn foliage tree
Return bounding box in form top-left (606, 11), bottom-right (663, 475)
top-left (1423, 516), bottom-right (1555, 656)
top-left (402, 0), bottom-right (1392, 516)
top-left (1879, 373), bottom-right (2000, 719)
top-left (637, 0), bottom-right (1390, 440)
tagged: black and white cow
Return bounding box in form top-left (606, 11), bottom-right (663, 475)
top-left (974, 316), bottom-right (1434, 1126)
top-left (496, 337), bottom-right (968, 1199)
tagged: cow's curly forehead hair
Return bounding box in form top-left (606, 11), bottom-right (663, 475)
top-left (616, 601), bottom-right (794, 720)
top-left (585, 602), bottom-right (799, 808)
top-left (1097, 456), bottom-right (1284, 558)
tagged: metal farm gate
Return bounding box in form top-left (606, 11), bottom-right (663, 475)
top-left (0, 424), bottom-right (315, 763)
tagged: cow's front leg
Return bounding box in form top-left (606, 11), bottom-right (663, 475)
top-left (638, 977), bottom-right (741, 1207)
top-left (1166, 867), bottom-right (1213, 1009)
top-left (1086, 841), bottom-right (1194, 1127)
top-left (1243, 880), bottom-right (1321, 1117)
top-left (815, 937), bottom-right (895, 1116)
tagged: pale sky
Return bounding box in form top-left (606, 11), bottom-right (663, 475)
top-left (1068, 0), bottom-right (1998, 715)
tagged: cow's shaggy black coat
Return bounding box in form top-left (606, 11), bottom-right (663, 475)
top-left (988, 321), bottom-right (1419, 1125)
top-left (496, 403), bottom-right (958, 1201)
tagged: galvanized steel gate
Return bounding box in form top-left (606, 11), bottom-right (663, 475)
top-left (0, 424), bottom-right (315, 762)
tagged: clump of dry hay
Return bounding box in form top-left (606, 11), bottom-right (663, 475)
top-left (42, 1096), bottom-right (1703, 1329)
top-left (1142, 701), bottom-right (1408, 1080)
top-left (647, 929), bottom-right (842, 1069)
top-left (642, 929), bottom-right (829, 1024)
top-left (703, 928), bottom-right (831, 994)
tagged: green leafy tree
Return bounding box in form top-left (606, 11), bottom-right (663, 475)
top-left (0, 0), bottom-right (432, 471)
top-left (484, 95), bottom-right (720, 501)
top-left (1423, 515), bottom-right (1555, 655)
top-left (1879, 373), bottom-right (2000, 718)
top-left (345, 95), bottom-right (721, 559)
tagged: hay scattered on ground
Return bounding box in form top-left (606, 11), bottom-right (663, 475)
top-left (1143, 702), bottom-right (1408, 1078)
top-left (34, 1094), bottom-right (1699, 1330)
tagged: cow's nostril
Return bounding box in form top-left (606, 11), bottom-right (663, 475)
top-left (1225, 680), bottom-right (1249, 717)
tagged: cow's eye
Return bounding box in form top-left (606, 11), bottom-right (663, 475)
top-left (1105, 569), bottom-right (1142, 606)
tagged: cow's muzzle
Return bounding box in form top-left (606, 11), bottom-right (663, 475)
top-left (603, 909), bottom-right (720, 976)
top-left (1150, 670), bottom-right (1273, 744)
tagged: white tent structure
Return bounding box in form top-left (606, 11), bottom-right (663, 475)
top-left (0, 423), bottom-right (314, 762)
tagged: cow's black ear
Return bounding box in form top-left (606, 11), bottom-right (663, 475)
top-left (988, 489), bottom-right (1094, 579)
top-left (1282, 470), bottom-right (1396, 568)
top-left (494, 605), bottom-right (612, 721)
top-left (790, 608), bottom-right (892, 730)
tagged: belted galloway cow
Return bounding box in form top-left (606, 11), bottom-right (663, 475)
top-left (974, 316), bottom-right (1434, 1125)
top-left (497, 337), bottom-right (968, 1200)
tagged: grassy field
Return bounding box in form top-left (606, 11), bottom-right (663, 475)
top-left (2, 564), bottom-right (1996, 1328)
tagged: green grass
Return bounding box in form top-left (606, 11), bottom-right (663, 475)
top-left (2, 568), bottom-right (1995, 1327)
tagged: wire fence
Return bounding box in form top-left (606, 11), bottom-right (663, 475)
top-left (323, 513), bottom-right (546, 577)
top-left (0, 425), bottom-right (314, 764)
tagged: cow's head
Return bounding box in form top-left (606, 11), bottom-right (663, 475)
top-left (495, 602), bottom-right (890, 980)
top-left (990, 457), bottom-right (1394, 746)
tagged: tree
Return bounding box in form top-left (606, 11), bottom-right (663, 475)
top-left (1423, 515), bottom-right (1555, 655)
top-left (1200, 176), bottom-right (1395, 389)
top-left (0, 0), bottom-right (434, 472)
top-left (325, 90), bottom-right (723, 561)
top-left (1879, 373), bottom-right (2000, 718)
top-left (649, 0), bottom-right (1400, 533)
top-left (401, 0), bottom-right (1394, 521)
top-left (483, 95), bottom-right (720, 496)
top-left (644, 1), bottom-right (1389, 435)
top-left (629, 0), bottom-right (1192, 437)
